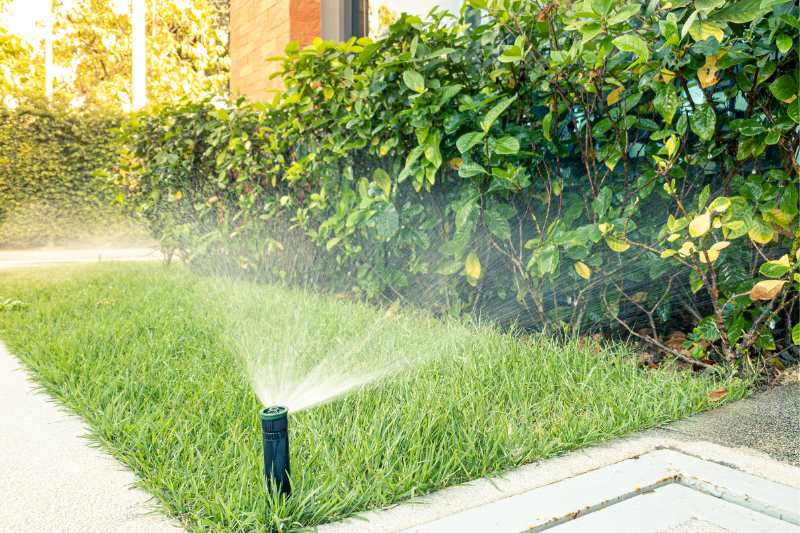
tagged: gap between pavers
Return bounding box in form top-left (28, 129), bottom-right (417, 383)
top-left (0, 342), bottom-right (184, 533)
top-left (319, 415), bottom-right (800, 532)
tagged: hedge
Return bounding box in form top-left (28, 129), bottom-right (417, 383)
top-left (0, 100), bottom-right (144, 247)
top-left (119, 0), bottom-right (799, 369)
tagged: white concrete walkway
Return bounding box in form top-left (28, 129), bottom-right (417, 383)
top-left (0, 342), bottom-right (183, 532)
top-left (0, 247), bottom-right (161, 270)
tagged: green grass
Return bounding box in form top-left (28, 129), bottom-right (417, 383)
top-left (0, 263), bottom-right (748, 532)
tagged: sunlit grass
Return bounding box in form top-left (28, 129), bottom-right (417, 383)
top-left (0, 263), bottom-right (748, 531)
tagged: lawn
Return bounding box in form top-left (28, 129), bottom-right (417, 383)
top-left (0, 263), bottom-right (748, 531)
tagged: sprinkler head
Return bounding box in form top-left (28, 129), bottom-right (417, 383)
top-left (260, 405), bottom-right (291, 496)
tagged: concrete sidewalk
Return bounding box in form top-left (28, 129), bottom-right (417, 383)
top-left (0, 247), bottom-right (162, 270)
top-left (321, 382), bottom-right (800, 532)
top-left (0, 342), bottom-right (183, 532)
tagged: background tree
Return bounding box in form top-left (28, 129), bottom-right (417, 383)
top-left (0, 0), bottom-right (229, 109)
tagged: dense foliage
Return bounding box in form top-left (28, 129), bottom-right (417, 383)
top-left (120, 0), bottom-right (800, 371)
top-left (0, 100), bottom-right (142, 246)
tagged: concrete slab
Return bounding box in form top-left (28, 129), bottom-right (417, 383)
top-left (320, 405), bottom-right (800, 533)
top-left (554, 484), bottom-right (797, 533)
top-left (0, 247), bottom-right (162, 270)
top-left (404, 449), bottom-right (800, 532)
top-left (0, 342), bottom-right (183, 532)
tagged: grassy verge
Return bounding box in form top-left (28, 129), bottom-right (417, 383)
top-left (0, 263), bottom-right (748, 531)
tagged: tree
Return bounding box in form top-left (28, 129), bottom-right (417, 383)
top-left (0, 0), bottom-right (229, 109)
top-left (0, 27), bottom-right (36, 105)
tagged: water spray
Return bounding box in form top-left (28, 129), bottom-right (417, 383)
top-left (260, 406), bottom-right (291, 496)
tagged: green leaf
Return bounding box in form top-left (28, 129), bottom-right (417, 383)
top-left (484, 204), bottom-right (512, 240)
top-left (592, 186), bottom-right (612, 217)
top-left (402, 70), bottom-right (425, 93)
top-left (690, 104), bottom-right (716, 141)
top-left (697, 184), bottom-right (711, 211)
top-left (607, 4), bottom-right (640, 25)
top-left (499, 45), bottom-right (523, 63)
top-left (759, 255), bottom-right (790, 278)
top-left (527, 244), bottom-right (560, 276)
top-left (458, 162), bottom-right (488, 178)
top-left (480, 95), bottom-right (517, 133)
top-left (768, 74), bottom-right (798, 103)
top-left (372, 168), bottom-right (391, 196)
top-left (374, 204), bottom-right (399, 240)
top-left (654, 84), bottom-right (679, 125)
top-left (712, 0), bottom-right (768, 23)
top-left (592, 0), bottom-right (614, 15)
top-left (695, 0), bottom-right (726, 13)
top-left (542, 111), bottom-right (553, 141)
top-left (493, 135), bottom-right (520, 155)
top-left (456, 131), bottom-right (485, 154)
top-left (690, 270), bottom-right (704, 293)
top-left (776, 34), bottom-right (792, 54)
top-left (424, 130), bottom-right (442, 169)
top-left (612, 34), bottom-right (649, 62)
top-left (326, 237), bottom-right (342, 251)
top-left (792, 323), bottom-right (800, 346)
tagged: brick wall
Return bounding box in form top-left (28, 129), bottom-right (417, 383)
top-left (230, 0), bottom-right (321, 101)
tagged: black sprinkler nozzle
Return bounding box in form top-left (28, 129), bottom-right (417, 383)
top-left (260, 405), bottom-right (291, 496)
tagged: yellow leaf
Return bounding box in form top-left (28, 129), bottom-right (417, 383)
top-left (679, 241), bottom-right (695, 257)
top-left (465, 251), bottom-right (481, 284)
top-left (667, 233), bottom-right (680, 242)
top-left (598, 223), bottom-right (611, 235)
top-left (631, 291), bottom-right (648, 303)
top-left (606, 237), bottom-right (630, 252)
top-left (750, 279), bottom-right (787, 301)
top-left (661, 249), bottom-right (677, 258)
top-left (690, 21), bottom-right (725, 43)
top-left (748, 225), bottom-right (774, 244)
top-left (175, 191), bottom-right (183, 200)
top-left (660, 68), bottom-right (676, 83)
top-left (607, 86), bottom-right (624, 106)
top-left (698, 249), bottom-right (720, 263)
top-left (709, 241), bottom-right (730, 252)
top-left (697, 55), bottom-right (719, 89)
top-left (689, 213), bottom-right (711, 238)
top-left (664, 135), bottom-right (678, 158)
top-left (323, 87), bottom-right (334, 100)
top-left (775, 254), bottom-right (791, 268)
top-left (574, 261), bottom-right (592, 280)
top-left (709, 196), bottom-right (731, 213)
top-left (765, 208), bottom-right (794, 229)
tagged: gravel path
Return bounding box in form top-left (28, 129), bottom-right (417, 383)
top-left (0, 342), bottom-right (183, 532)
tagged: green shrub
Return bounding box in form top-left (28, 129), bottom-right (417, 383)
top-left (120, 0), bottom-right (799, 370)
top-left (0, 100), bottom-right (145, 247)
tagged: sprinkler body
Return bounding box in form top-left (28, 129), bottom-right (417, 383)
top-left (260, 406), bottom-right (291, 496)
